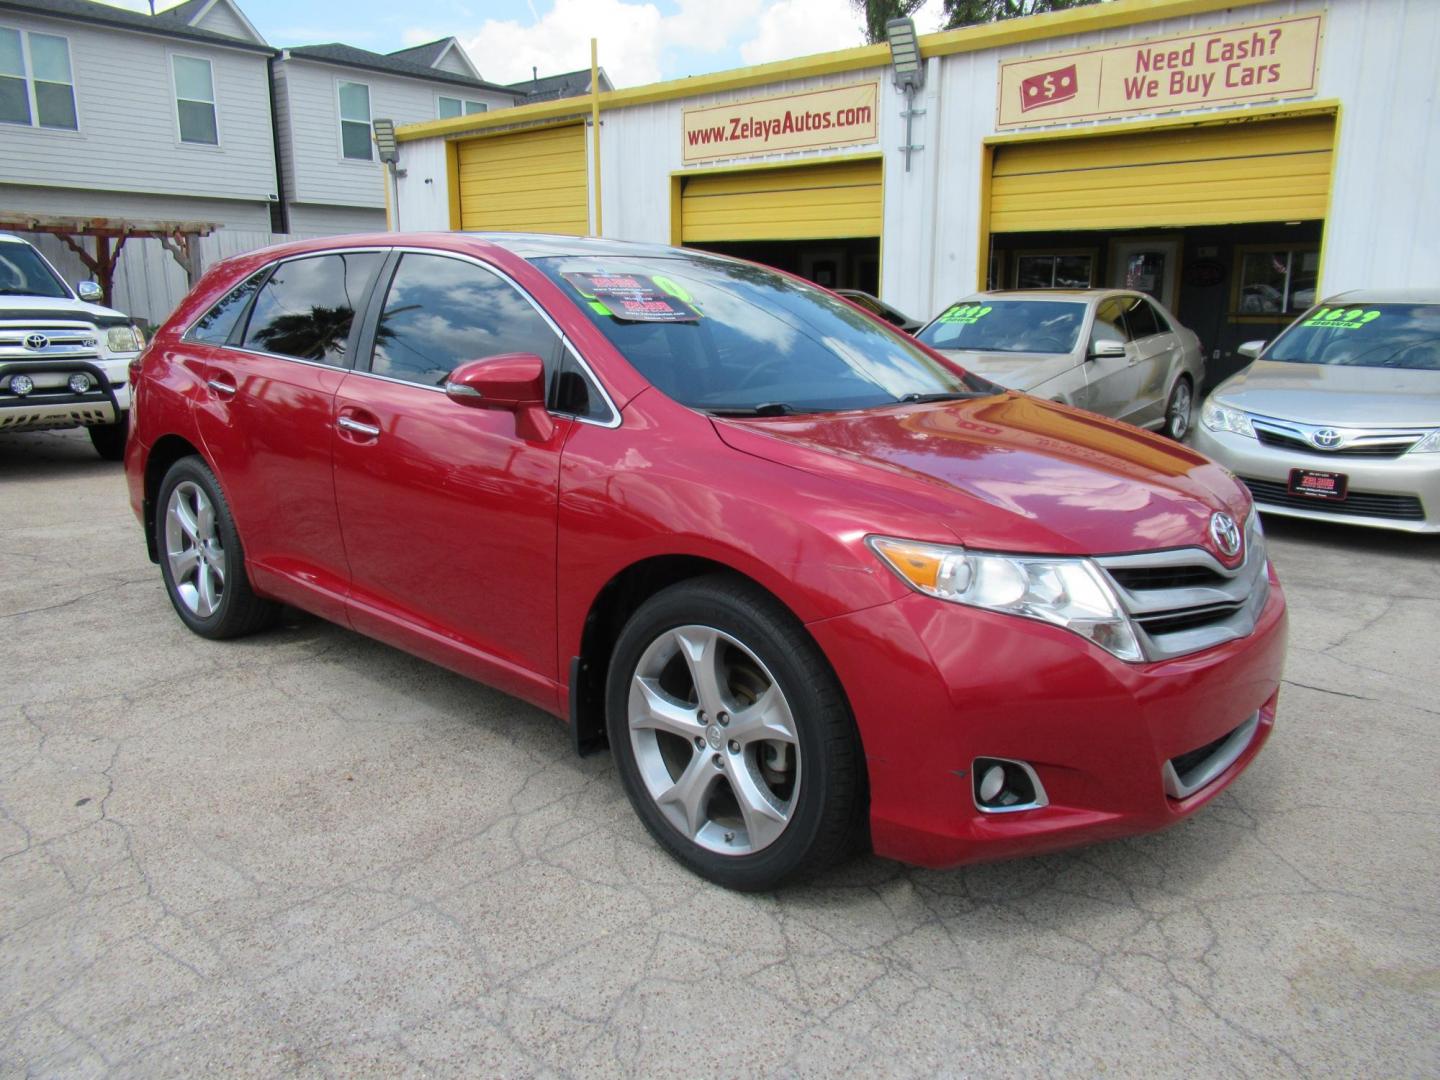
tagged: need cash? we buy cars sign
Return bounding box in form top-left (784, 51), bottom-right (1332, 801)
top-left (996, 12), bottom-right (1323, 130)
top-left (683, 83), bottom-right (879, 163)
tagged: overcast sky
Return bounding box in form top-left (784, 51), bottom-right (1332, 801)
top-left (100, 0), bottom-right (950, 87)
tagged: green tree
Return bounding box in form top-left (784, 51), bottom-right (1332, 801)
top-left (851, 0), bottom-right (928, 45)
top-left (942, 0), bottom-right (1100, 29)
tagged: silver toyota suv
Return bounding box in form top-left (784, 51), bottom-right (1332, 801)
top-left (0, 232), bottom-right (145, 460)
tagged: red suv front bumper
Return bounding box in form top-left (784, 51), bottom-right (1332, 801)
top-left (808, 570), bottom-right (1287, 869)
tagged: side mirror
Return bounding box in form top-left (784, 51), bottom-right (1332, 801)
top-left (1089, 339), bottom-right (1126, 359)
top-left (1237, 340), bottom-right (1267, 361)
top-left (77, 281), bottom-right (103, 302)
top-left (445, 353), bottom-right (551, 439)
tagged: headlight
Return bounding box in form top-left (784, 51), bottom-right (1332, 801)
top-left (868, 537), bottom-right (1143, 662)
top-left (106, 325), bottom-right (144, 353)
top-left (1200, 398), bottom-right (1255, 438)
top-left (1409, 429), bottom-right (1440, 454)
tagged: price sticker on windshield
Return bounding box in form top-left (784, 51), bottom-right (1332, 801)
top-left (1302, 308), bottom-right (1381, 330)
top-left (938, 304), bottom-right (993, 325)
top-left (563, 273), bottom-right (701, 323)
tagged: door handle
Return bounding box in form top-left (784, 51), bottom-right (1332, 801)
top-left (206, 377), bottom-right (237, 396)
top-left (337, 416), bottom-right (381, 438)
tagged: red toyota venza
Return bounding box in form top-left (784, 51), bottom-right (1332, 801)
top-left (124, 234), bottom-right (1286, 890)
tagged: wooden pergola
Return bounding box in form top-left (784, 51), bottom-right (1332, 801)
top-left (0, 212), bottom-right (218, 307)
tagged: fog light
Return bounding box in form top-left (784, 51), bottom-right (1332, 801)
top-left (972, 757), bottom-right (1049, 813)
top-left (978, 765), bottom-right (1005, 803)
top-left (10, 374), bottom-right (33, 396)
top-left (68, 373), bottom-right (92, 393)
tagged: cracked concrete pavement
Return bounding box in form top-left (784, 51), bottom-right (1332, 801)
top-left (2, 428), bottom-right (1437, 1078)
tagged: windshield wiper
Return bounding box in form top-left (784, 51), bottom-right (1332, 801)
top-left (706, 402), bottom-right (797, 417)
top-left (897, 391), bottom-right (985, 404)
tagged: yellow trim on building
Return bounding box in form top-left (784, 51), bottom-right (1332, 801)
top-left (396, 0), bottom-right (1266, 144)
top-left (982, 99), bottom-right (1341, 146)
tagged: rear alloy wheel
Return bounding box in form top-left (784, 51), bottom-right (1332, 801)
top-left (1165, 376), bottom-right (1194, 441)
top-left (155, 457), bottom-right (278, 639)
top-left (607, 575), bottom-right (862, 891)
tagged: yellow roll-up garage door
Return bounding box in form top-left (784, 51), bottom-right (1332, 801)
top-left (990, 114), bottom-right (1335, 233)
top-left (456, 124), bottom-right (588, 234)
top-left (681, 158), bottom-right (882, 243)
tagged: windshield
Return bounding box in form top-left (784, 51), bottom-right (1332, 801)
top-left (1265, 303), bottom-right (1440, 370)
top-left (0, 243), bottom-right (71, 299)
top-left (533, 254), bottom-right (990, 414)
top-left (916, 299), bottom-right (1087, 354)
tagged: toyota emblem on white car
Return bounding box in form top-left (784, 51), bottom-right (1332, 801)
top-left (1312, 428), bottom-right (1343, 449)
top-left (23, 333), bottom-right (48, 350)
top-left (1209, 512), bottom-right (1243, 558)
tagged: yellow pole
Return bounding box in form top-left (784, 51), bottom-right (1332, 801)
top-left (590, 38), bottom-right (603, 237)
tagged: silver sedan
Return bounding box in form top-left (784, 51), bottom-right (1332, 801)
top-left (914, 289), bottom-right (1206, 439)
top-left (1192, 289), bottom-right (1440, 533)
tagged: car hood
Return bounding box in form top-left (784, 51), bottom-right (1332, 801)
top-left (936, 350), bottom-right (1076, 390)
top-left (712, 393), bottom-right (1250, 559)
top-left (0, 295), bottom-right (132, 327)
top-left (1217, 360), bottom-right (1440, 426)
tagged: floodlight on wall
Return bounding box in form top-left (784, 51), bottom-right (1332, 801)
top-left (372, 118), bottom-right (399, 165)
top-left (886, 17), bottom-right (923, 91)
top-left (372, 118), bottom-right (402, 230)
top-left (885, 18), bottom-right (925, 172)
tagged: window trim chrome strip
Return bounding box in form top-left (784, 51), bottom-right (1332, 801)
top-left (181, 247), bottom-right (390, 345)
top-left (382, 246), bottom-right (621, 429)
top-left (201, 245), bottom-right (623, 430)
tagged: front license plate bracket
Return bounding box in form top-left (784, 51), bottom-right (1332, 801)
top-left (1289, 468), bottom-right (1348, 500)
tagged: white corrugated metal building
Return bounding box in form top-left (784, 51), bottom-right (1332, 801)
top-left (392, 0), bottom-right (1439, 381)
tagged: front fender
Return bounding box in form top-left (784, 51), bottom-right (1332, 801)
top-left (555, 393), bottom-right (912, 667)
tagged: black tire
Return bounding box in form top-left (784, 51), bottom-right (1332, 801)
top-left (1164, 375), bottom-right (1194, 441)
top-left (605, 574), bottom-right (863, 891)
top-left (155, 456), bottom-right (279, 639)
top-left (88, 414), bottom-right (128, 461)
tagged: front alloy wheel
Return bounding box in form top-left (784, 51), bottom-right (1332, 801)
top-left (607, 575), bottom-right (863, 891)
top-left (628, 625), bottom-right (800, 855)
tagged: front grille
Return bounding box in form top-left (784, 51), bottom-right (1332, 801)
top-left (0, 322), bottom-right (101, 359)
top-left (1107, 564), bottom-right (1226, 591)
top-left (1241, 477), bottom-right (1425, 521)
top-left (1097, 514), bottom-right (1269, 661)
top-left (1138, 601), bottom-right (1246, 636)
top-left (1254, 427), bottom-right (1418, 457)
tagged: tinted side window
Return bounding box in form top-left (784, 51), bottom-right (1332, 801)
top-left (241, 252), bottom-right (382, 365)
top-left (1147, 299), bottom-right (1173, 333)
top-left (1121, 295), bottom-right (1161, 339)
top-left (371, 253), bottom-right (559, 387)
top-left (1092, 299), bottom-right (1132, 346)
top-left (189, 269), bottom-right (267, 345)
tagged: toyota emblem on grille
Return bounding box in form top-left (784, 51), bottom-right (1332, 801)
top-left (1209, 512), bottom-right (1243, 559)
top-left (1312, 428), bottom-right (1342, 449)
top-left (23, 333), bottom-right (48, 350)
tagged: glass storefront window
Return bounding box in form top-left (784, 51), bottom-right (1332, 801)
top-left (1236, 248), bottom-right (1318, 315)
top-left (1014, 252), bottom-right (1093, 289)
